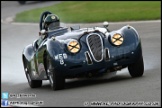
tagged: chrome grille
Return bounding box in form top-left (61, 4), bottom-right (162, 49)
top-left (86, 33), bottom-right (103, 62)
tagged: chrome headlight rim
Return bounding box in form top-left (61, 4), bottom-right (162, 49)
top-left (67, 39), bottom-right (81, 54)
top-left (111, 33), bottom-right (124, 46)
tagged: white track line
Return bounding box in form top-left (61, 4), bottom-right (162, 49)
top-left (1, 16), bottom-right (160, 25)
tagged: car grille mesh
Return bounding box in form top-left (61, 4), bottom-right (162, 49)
top-left (87, 33), bottom-right (103, 62)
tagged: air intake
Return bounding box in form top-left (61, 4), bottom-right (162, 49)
top-left (105, 48), bottom-right (110, 61)
top-left (86, 33), bottom-right (103, 62)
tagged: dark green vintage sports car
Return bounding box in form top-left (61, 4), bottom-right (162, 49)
top-left (22, 11), bottom-right (144, 90)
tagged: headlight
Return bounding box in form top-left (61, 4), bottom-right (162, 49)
top-left (67, 40), bottom-right (80, 53)
top-left (111, 33), bottom-right (124, 46)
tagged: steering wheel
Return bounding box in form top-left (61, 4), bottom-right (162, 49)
top-left (39, 11), bottom-right (52, 31)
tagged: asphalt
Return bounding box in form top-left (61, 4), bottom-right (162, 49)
top-left (1, 1), bottom-right (161, 107)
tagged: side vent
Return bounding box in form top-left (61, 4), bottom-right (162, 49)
top-left (85, 51), bottom-right (93, 65)
top-left (105, 48), bottom-right (110, 61)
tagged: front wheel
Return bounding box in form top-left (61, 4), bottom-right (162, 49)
top-left (46, 56), bottom-right (65, 90)
top-left (128, 55), bottom-right (144, 77)
top-left (25, 68), bottom-right (42, 88)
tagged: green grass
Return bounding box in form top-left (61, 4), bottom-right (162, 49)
top-left (15, 1), bottom-right (161, 23)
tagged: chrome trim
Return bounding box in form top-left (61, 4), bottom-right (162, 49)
top-left (86, 33), bottom-right (104, 62)
top-left (84, 51), bottom-right (93, 65)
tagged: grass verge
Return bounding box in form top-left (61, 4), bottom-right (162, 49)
top-left (15, 1), bottom-right (161, 23)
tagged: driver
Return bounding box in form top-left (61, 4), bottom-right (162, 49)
top-left (37, 14), bottom-right (60, 47)
top-left (43, 14), bottom-right (60, 31)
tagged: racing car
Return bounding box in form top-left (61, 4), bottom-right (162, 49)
top-left (22, 11), bottom-right (144, 90)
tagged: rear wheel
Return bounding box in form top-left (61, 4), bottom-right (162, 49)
top-left (128, 55), bottom-right (144, 77)
top-left (46, 56), bottom-right (65, 90)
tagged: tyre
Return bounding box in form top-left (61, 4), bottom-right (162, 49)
top-left (23, 56), bottom-right (42, 88)
top-left (46, 55), bottom-right (65, 90)
top-left (25, 68), bottom-right (42, 88)
top-left (128, 55), bottom-right (144, 77)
